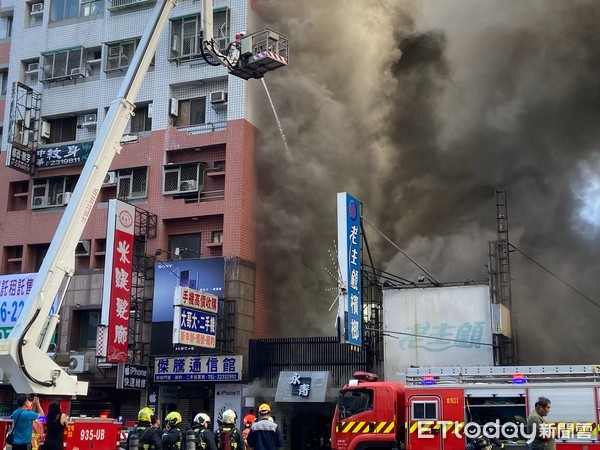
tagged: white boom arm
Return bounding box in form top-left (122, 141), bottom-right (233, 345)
top-left (0, 0), bottom-right (178, 396)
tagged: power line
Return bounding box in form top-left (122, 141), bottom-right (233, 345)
top-left (365, 327), bottom-right (496, 348)
top-left (508, 243), bottom-right (600, 310)
top-left (362, 217), bottom-right (441, 286)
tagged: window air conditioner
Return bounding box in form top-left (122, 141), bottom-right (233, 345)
top-left (179, 180), bottom-right (198, 191)
top-left (41, 121), bottom-right (51, 139)
top-left (67, 355), bottom-right (88, 374)
top-left (210, 91), bottom-right (227, 104)
top-left (82, 113), bottom-right (97, 127)
top-left (26, 62), bottom-right (39, 74)
top-left (32, 196), bottom-right (47, 207)
top-left (103, 171), bottom-right (117, 186)
top-left (31, 3), bottom-right (43, 14)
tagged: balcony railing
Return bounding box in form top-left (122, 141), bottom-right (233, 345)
top-left (108, 0), bottom-right (156, 11)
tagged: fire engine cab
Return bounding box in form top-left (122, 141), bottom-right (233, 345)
top-left (332, 365), bottom-right (600, 450)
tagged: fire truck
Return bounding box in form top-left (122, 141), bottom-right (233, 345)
top-left (0, 0), bottom-right (287, 447)
top-left (332, 365), bottom-right (600, 450)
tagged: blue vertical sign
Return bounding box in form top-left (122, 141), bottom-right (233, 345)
top-left (337, 193), bottom-right (362, 347)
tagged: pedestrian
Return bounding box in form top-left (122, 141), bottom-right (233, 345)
top-left (26, 395), bottom-right (44, 450)
top-left (187, 413), bottom-right (217, 450)
top-left (215, 409), bottom-right (243, 450)
top-left (527, 397), bottom-right (555, 450)
top-left (162, 411), bottom-right (184, 450)
top-left (246, 404), bottom-right (283, 450)
top-left (10, 394), bottom-right (42, 450)
top-left (126, 407), bottom-right (163, 450)
top-left (241, 413), bottom-right (256, 450)
top-left (43, 401), bottom-right (68, 450)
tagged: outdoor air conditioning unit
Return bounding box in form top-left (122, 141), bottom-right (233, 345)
top-left (70, 67), bottom-right (87, 77)
top-left (82, 113), bottom-right (97, 127)
top-left (103, 171), bottom-right (117, 186)
top-left (57, 192), bottom-right (72, 205)
top-left (67, 355), bottom-right (89, 374)
top-left (32, 196), bottom-right (47, 207)
top-left (169, 98), bottom-right (179, 117)
top-left (41, 121), bottom-right (51, 139)
top-left (26, 62), bottom-right (39, 75)
top-left (210, 91), bottom-right (227, 104)
top-left (179, 180), bottom-right (198, 192)
top-left (171, 35), bottom-right (181, 54)
top-left (30, 3), bottom-right (43, 14)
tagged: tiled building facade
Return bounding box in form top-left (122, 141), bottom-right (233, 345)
top-left (0, 0), bottom-right (271, 419)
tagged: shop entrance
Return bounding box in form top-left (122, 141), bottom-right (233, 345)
top-left (282, 403), bottom-right (335, 450)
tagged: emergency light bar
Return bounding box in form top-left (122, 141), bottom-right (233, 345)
top-left (512, 373), bottom-right (526, 384)
top-left (423, 374), bottom-right (435, 385)
top-left (353, 371), bottom-right (379, 382)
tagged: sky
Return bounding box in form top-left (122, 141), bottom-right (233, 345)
top-left (252, 0), bottom-right (600, 364)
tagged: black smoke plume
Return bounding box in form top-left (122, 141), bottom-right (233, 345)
top-left (254, 0), bottom-right (600, 364)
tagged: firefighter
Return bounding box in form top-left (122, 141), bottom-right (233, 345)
top-left (241, 413), bottom-right (256, 450)
top-left (162, 411), bottom-right (184, 450)
top-left (466, 435), bottom-right (504, 450)
top-left (187, 413), bottom-right (217, 450)
top-left (215, 409), bottom-right (244, 450)
top-left (127, 407), bottom-right (163, 450)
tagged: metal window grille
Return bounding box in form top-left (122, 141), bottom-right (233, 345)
top-left (41, 48), bottom-right (84, 81)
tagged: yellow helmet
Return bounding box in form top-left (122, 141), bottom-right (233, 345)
top-left (138, 407), bottom-right (154, 423)
top-left (166, 411), bottom-right (182, 426)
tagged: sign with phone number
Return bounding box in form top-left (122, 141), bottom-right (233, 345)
top-left (154, 355), bottom-right (242, 382)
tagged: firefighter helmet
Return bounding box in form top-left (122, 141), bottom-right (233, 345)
top-left (194, 413), bottom-right (211, 425)
top-left (138, 407), bottom-right (154, 423)
top-left (165, 411), bottom-right (182, 426)
top-left (222, 409), bottom-right (236, 424)
top-left (474, 436), bottom-right (492, 450)
top-left (243, 414), bottom-right (256, 426)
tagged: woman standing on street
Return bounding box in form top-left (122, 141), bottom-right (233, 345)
top-left (42, 401), bottom-right (68, 450)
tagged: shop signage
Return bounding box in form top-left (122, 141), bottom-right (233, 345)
top-left (117, 363), bottom-right (148, 390)
top-left (172, 306), bottom-right (217, 348)
top-left (100, 200), bottom-right (135, 363)
top-left (337, 192), bottom-right (362, 347)
top-left (36, 141), bottom-right (93, 168)
top-left (154, 355), bottom-right (242, 382)
top-left (6, 146), bottom-right (34, 174)
top-left (275, 371), bottom-right (332, 403)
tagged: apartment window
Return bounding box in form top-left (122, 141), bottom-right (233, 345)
top-left (4, 16), bottom-right (12, 38)
top-left (117, 167), bottom-right (147, 199)
top-left (174, 97), bottom-right (206, 127)
top-left (41, 47), bottom-right (84, 81)
top-left (74, 309), bottom-right (100, 349)
top-left (105, 39), bottom-right (137, 71)
top-left (46, 116), bottom-right (77, 143)
top-left (168, 234), bottom-right (201, 260)
top-left (50, 0), bottom-right (104, 22)
top-left (130, 104), bottom-right (152, 132)
top-left (170, 15), bottom-right (201, 60)
top-left (0, 71), bottom-right (7, 96)
top-left (33, 244), bottom-right (49, 272)
top-left (170, 10), bottom-right (229, 61)
top-left (163, 162), bottom-right (205, 194)
top-left (32, 176), bottom-right (76, 208)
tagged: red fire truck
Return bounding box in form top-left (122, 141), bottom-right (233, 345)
top-left (332, 365), bottom-right (600, 450)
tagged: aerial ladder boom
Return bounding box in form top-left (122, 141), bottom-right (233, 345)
top-left (0, 0), bottom-right (178, 396)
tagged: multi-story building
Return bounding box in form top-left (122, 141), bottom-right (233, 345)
top-left (0, 0), bottom-right (286, 421)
